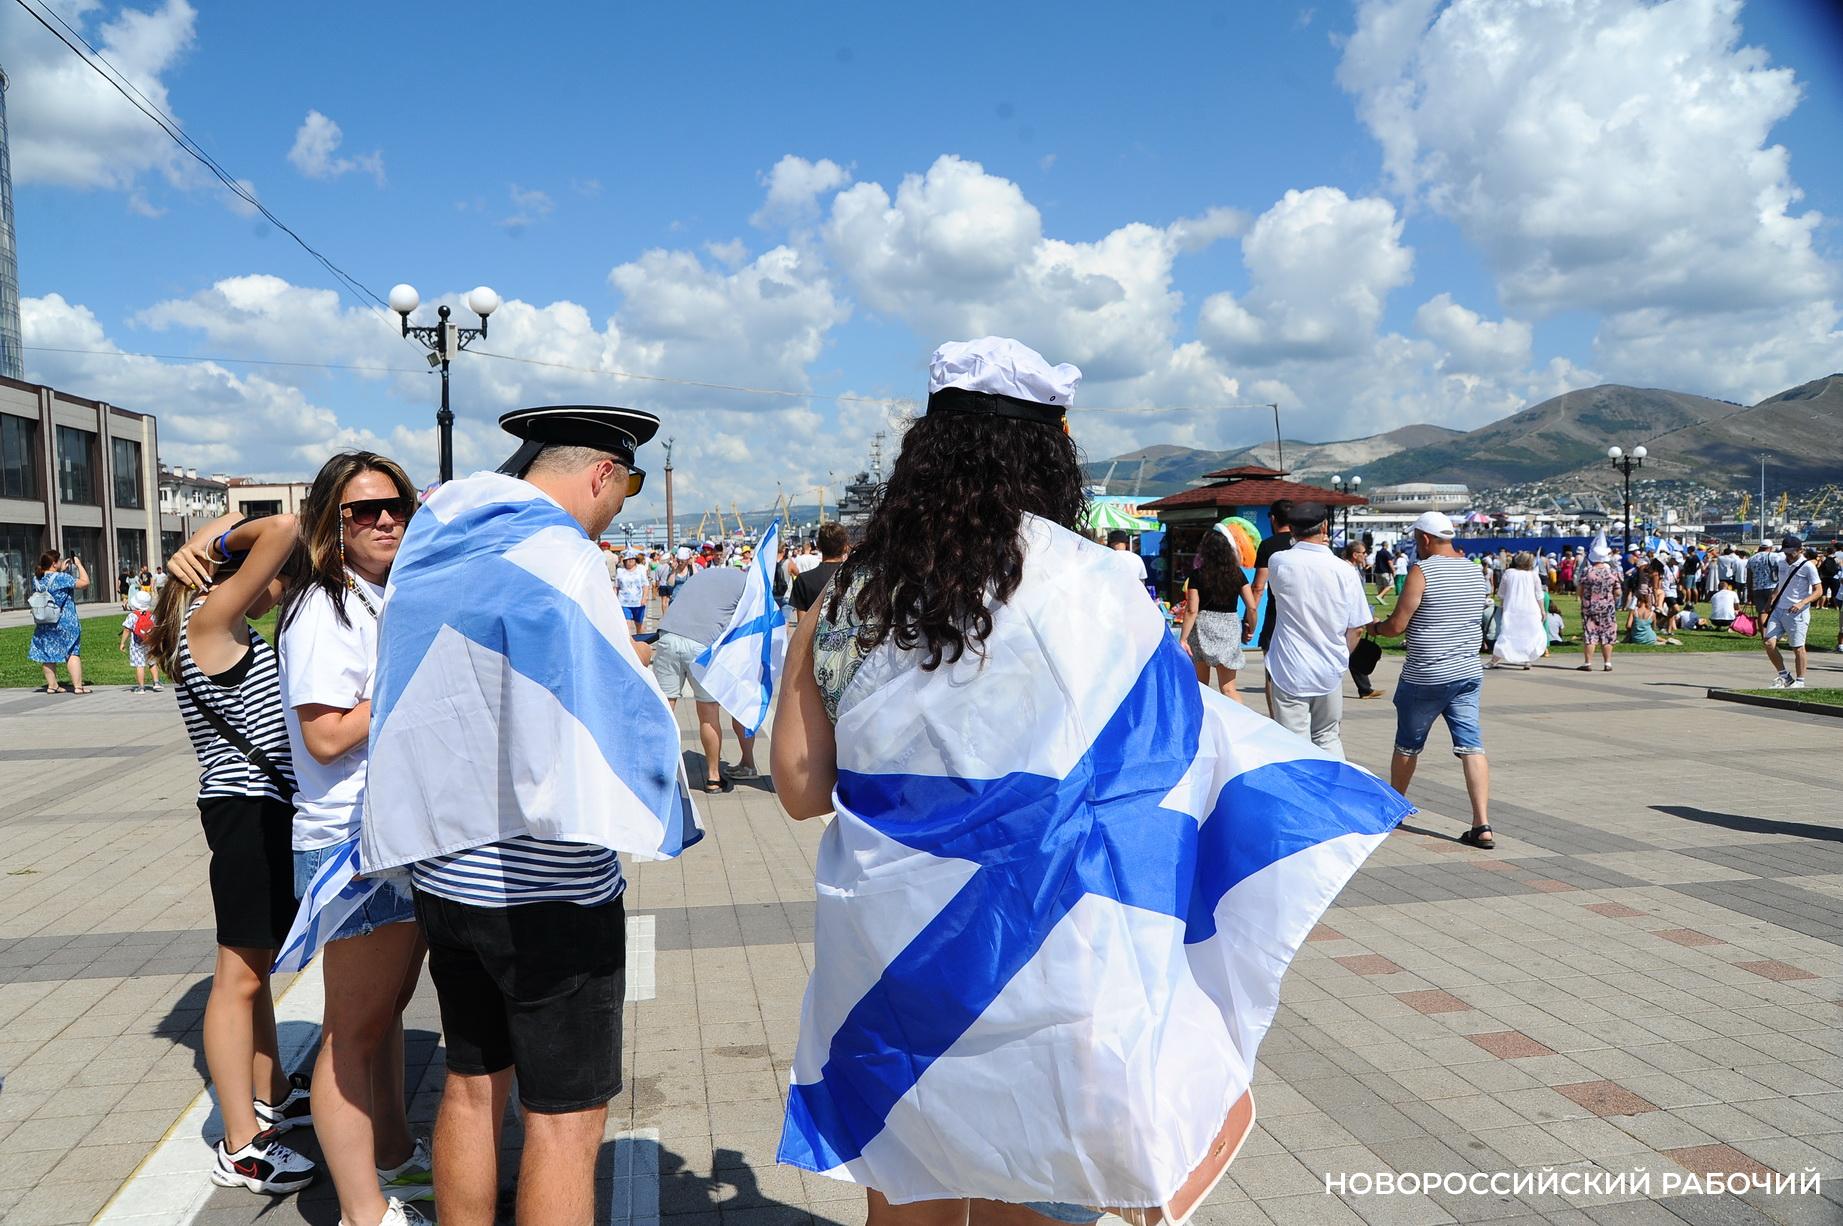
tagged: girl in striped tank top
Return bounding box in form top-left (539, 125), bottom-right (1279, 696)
top-left (149, 513), bottom-right (320, 1196)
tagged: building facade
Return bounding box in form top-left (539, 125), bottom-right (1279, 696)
top-left (158, 463), bottom-right (230, 558)
top-left (224, 479), bottom-right (312, 520)
top-left (0, 374), bottom-right (160, 611)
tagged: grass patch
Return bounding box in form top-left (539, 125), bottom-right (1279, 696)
top-left (1364, 591), bottom-right (1841, 656)
top-left (1, 609), bottom-right (279, 688)
top-left (1732, 687), bottom-right (1843, 707)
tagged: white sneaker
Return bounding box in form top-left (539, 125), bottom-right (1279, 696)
top-left (1789, 677), bottom-right (1808, 689)
top-left (377, 1136), bottom-right (434, 1202)
top-left (210, 1128), bottom-right (317, 1194)
top-left (344, 1197), bottom-right (430, 1226)
top-left (1770, 674), bottom-right (1793, 689)
top-left (254, 1070), bottom-right (312, 1133)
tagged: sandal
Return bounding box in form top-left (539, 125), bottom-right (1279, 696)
top-left (703, 778), bottom-right (725, 795)
top-left (44, 686), bottom-right (65, 694)
top-left (71, 686), bottom-right (93, 694)
top-left (1576, 664), bottom-right (1591, 671)
top-left (1457, 824), bottom-right (1495, 850)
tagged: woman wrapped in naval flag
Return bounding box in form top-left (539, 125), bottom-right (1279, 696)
top-left (770, 337), bottom-right (1412, 1221)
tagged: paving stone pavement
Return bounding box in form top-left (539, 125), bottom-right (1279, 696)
top-left (0, 647), bottom-right (1838, 1225)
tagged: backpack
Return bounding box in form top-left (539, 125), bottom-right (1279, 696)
top-left (132, 609), bottom-right (155, 640)
top-left (28, 579), bottom-right (62, 626)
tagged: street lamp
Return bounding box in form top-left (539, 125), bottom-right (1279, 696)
top-left (390, 283), bottom-right (500, 483)
top-left (1330, 475), bottom-right (1362, 541)
top-left (1608, 445), bottom-right (1646, 552)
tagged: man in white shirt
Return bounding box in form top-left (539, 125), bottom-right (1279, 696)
top-left (1762, 535), bottom-right (1822, 689)
top-left (1107, 529), bottom-right (1148, 584)
top-left (1263, 502), bottom-right (1373, 760)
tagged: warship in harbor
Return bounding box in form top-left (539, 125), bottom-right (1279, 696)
top-left (832, 432), bottom-right (886, 533)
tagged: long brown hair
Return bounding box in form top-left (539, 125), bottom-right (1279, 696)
top-left (145, 566), bottom-right (205, 678)
top-left (279, 451), bottom-right (416, 632)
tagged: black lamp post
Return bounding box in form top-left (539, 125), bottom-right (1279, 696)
top-left (1608, 445), bottom-right (1646, 551)
top-left (390, 283), bottom-right (500, 483)
top-left (1330, 474), bottom-right (1361, 541)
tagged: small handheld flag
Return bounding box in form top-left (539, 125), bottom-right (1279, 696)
top-left (273, 836), bottom-right (382, 973)
top-left (692, 521), bottom-right (788, 736)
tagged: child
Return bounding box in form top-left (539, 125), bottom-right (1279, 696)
top-left (1710, 580), bottom-right (1739, 630)
top-left (118, 589), bottom-right (164, 692)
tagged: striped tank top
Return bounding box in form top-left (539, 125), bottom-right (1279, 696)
top-left (1401, 554), bottom-right (1490, 685)
top-left (176, 600), bottom-right (297, 803)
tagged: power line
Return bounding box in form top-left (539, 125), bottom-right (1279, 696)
top-left (11, 0), bottom-right (394, 318)
top-left (22, 344), bottom-right (426, 375)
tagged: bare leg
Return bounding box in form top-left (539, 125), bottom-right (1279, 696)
top-left (696, 700), bottom-right (724, 784)
top-left (1792, 644), bottom-right (1808, 680)
top-left (250, 971), bottom-right (285, 1104)
top-left (868, 1189), bottom-right (968, 1226)
top-left (1218, 667), bottom-right (1240, 704)
top-left (1459, 753), bottom-right (1490, 825)
top-left (433, 1068), bottom-right (512, 1226)
top-left (1390, 750), bottom-right (1418, 798)
top-left (67, 655), bottom-right (85, 689)
top-left (40, 663), bottom-right (57, 690)
top-left (731, 719), bottom-right (757, 771)
top-left (971, 1202), bottom-right (1090, 1226)
top-left (1765, 639), bottom-right (1786, 674)
top-left (315, 921), bottom-right (423, 1226)
top-left (204, 945), bottom-right (275, 1151)
top-left (517, 1104), bottom-right (607, 1225)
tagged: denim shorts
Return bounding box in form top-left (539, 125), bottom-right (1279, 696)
top-left (293, 843), bottom-right (417, 942)
top-left (1393, 676), bottom-right (1484, 757)
top-left (1022, 1204), bottom-right (1103, 1224)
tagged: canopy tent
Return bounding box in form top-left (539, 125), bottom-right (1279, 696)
top-left (1083, 501), bottom-right (1148, 534)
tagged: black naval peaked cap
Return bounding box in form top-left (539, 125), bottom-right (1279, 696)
top-left (497, 405), bottom-right (659, 492)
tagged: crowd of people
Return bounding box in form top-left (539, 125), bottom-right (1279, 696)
top-left (36, 321), bottom-right (1832, 1226)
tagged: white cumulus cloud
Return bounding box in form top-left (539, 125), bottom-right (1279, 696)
top-left (751, 155), bottom-right (851, 228)
top-left (286, 110), bottom-right (385, 186)
top-left (1413, 293), bottom-right (1533, 375)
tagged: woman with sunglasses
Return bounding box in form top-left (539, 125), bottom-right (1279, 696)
top-left (278, 452), bottom-right (431, 1226)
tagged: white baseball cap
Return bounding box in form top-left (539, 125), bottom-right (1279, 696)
top-left (1411, 511), bottom-right (1456, 540)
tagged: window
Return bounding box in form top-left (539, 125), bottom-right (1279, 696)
top-left (162, 530), bottom-right (184, 559)
top-left (56, 426), bottom-right (98, 505)
top-left (60, 525), bottom-right (103, 586)
top-left (0, 522), bottom-right (44, 611)
top-left (112, 437), bottom-right (144, 509)
top-left (240, 499), bottom-right (283, 518)
top-left (116, 527), bottom-right (148, 577)
top-left (1, 413), bottom-right (37, 500)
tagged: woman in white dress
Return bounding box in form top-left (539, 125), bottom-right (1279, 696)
top-left (1491, 551), bottom-right (1548, 668)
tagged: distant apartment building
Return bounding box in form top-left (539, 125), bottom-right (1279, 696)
top-left (224, 478), bottom-right (312, 520)
top-left (158, 462), bottom-right (230, 558)
top-left (1364, 483), bottom-right (1471, 513)
top-left (0, 373), bottom-right (160, 611)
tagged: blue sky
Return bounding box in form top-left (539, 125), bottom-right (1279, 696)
top-left (8, 0), bottom-right (1841, 503)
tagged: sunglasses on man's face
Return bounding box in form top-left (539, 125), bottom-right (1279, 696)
top-left (341, 496), bottom-right (416, 528)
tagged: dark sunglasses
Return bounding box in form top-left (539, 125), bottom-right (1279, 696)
top-left (341, 496), bottom-right (416, 528)
top-left (619, 467), bottom-right (646, 497)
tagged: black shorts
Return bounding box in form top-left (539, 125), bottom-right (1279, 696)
top-left (198, 794), bottom-right (298, 950)
top-left (414, 889), bottom-right (625, 1113)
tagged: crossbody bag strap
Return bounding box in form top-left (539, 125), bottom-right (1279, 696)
top-left (176, 674), bottom-right (294, 797)
top-left (1765, 563), bottom-right (1806, 622)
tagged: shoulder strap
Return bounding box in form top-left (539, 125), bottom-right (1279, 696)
top-left (176, 673), bottom-right (294, 796)
top-left (1765, 562), bottom-right (1807, 621)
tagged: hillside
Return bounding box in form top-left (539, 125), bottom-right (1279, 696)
top-left (1352, 385), bottom-right (1746, 488)
top-left (1624, 374), bottom-right (1843, 490)
top-left (1085, 424), bottom-right (1462, 495)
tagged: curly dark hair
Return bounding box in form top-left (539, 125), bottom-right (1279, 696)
top-left (1192, 527), bottom-right (1248, 611)
top-left (826, 411), bottom-right (1087, 670)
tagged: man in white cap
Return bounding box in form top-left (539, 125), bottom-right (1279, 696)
top-left (364, 405), bottom-right (700, 1226)
top-left (1368, 511), bottom-right (1495, 849)
top-left (1761, 534), bottom-right (1821, 689)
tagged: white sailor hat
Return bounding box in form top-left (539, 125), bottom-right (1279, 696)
top-left (496, 404), bottom-right (659, 493)
top-left (926, 337), bottom-right (1082, 426)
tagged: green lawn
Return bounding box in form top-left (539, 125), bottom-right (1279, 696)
top-left (1365, 590), bottom-right (1841, 656)
top-left (1, 609), bottom-right (279, 688)
top-left (1734, 687), bottom-right (1843, 707)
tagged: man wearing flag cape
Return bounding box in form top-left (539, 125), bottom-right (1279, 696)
top-left (360, 406), bottom-right (702, 1226)
top-left (770, 337), bottom-right (1412, 1225)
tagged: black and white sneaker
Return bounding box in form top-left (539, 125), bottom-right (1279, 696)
top-left (254, 1071), bottom-right (312, 1133)
top-left (211, 1128), bottom-right (317, 1194)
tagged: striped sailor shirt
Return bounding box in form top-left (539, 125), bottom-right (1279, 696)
top-left (1401, 553), bottom-right (1490, 686)
top-left (411, 836), bottom-right (625, 908)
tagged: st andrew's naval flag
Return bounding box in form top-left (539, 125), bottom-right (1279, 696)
top-left (779, 516), bottom-right (1412, 1209)
top-left (353, 471), bottom-right (699, 875)
top-left (692, 521), bottom-right (788, 736)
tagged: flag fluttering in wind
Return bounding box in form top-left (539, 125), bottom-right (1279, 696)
top-left (273, 836), bottom-right (380, 973)
top-left (778, 516), bottom-right (1411, 1209)
top-left (692, 520), bottom-right (788, 736)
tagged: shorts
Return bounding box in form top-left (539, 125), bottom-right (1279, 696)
top-left (1393, 676), bottom-right (1484, 757)
top-left (623, 605), bottom-right (647, 625)
top-left (1394, 574), bottom-right (1407, 596)
top-left (1750, 588), bottom-right (1773, 611)
top-left (415, 889), bottom-right (626, 1113)
top-left (651, 630), bottom-right (717, 702)
top-left (199, 795), bottom-right (298, 949)
top-left (293, 843), bottom-right (417, 941)
top-left (1763, 609), bottom-right (1810, 648)
top-left (1191, 610), bottom-right (1245, 670)
top-left (127, 637), bottom-right (151, 668)
top-left (1023, 1204), bottom-right (1103, 1224)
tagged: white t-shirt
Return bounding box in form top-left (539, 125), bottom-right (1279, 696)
top-left (280, 580), bottom-right (384, 850)
top-left (1265, 540), bottom-right (1373, 698)
top-left (1711, 589), bottom-right (1738, 620)
top-left (794, 553), bottom-right (822, 574)
top-left (1114, 547), bottom-right (1148, 583)
top-left (614, 566), bottom-right (649, 607)
top-left (1770, 558), bottom-right (1821, 616)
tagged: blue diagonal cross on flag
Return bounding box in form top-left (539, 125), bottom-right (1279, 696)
top-left (693, 521), bottom-right (788, 735)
